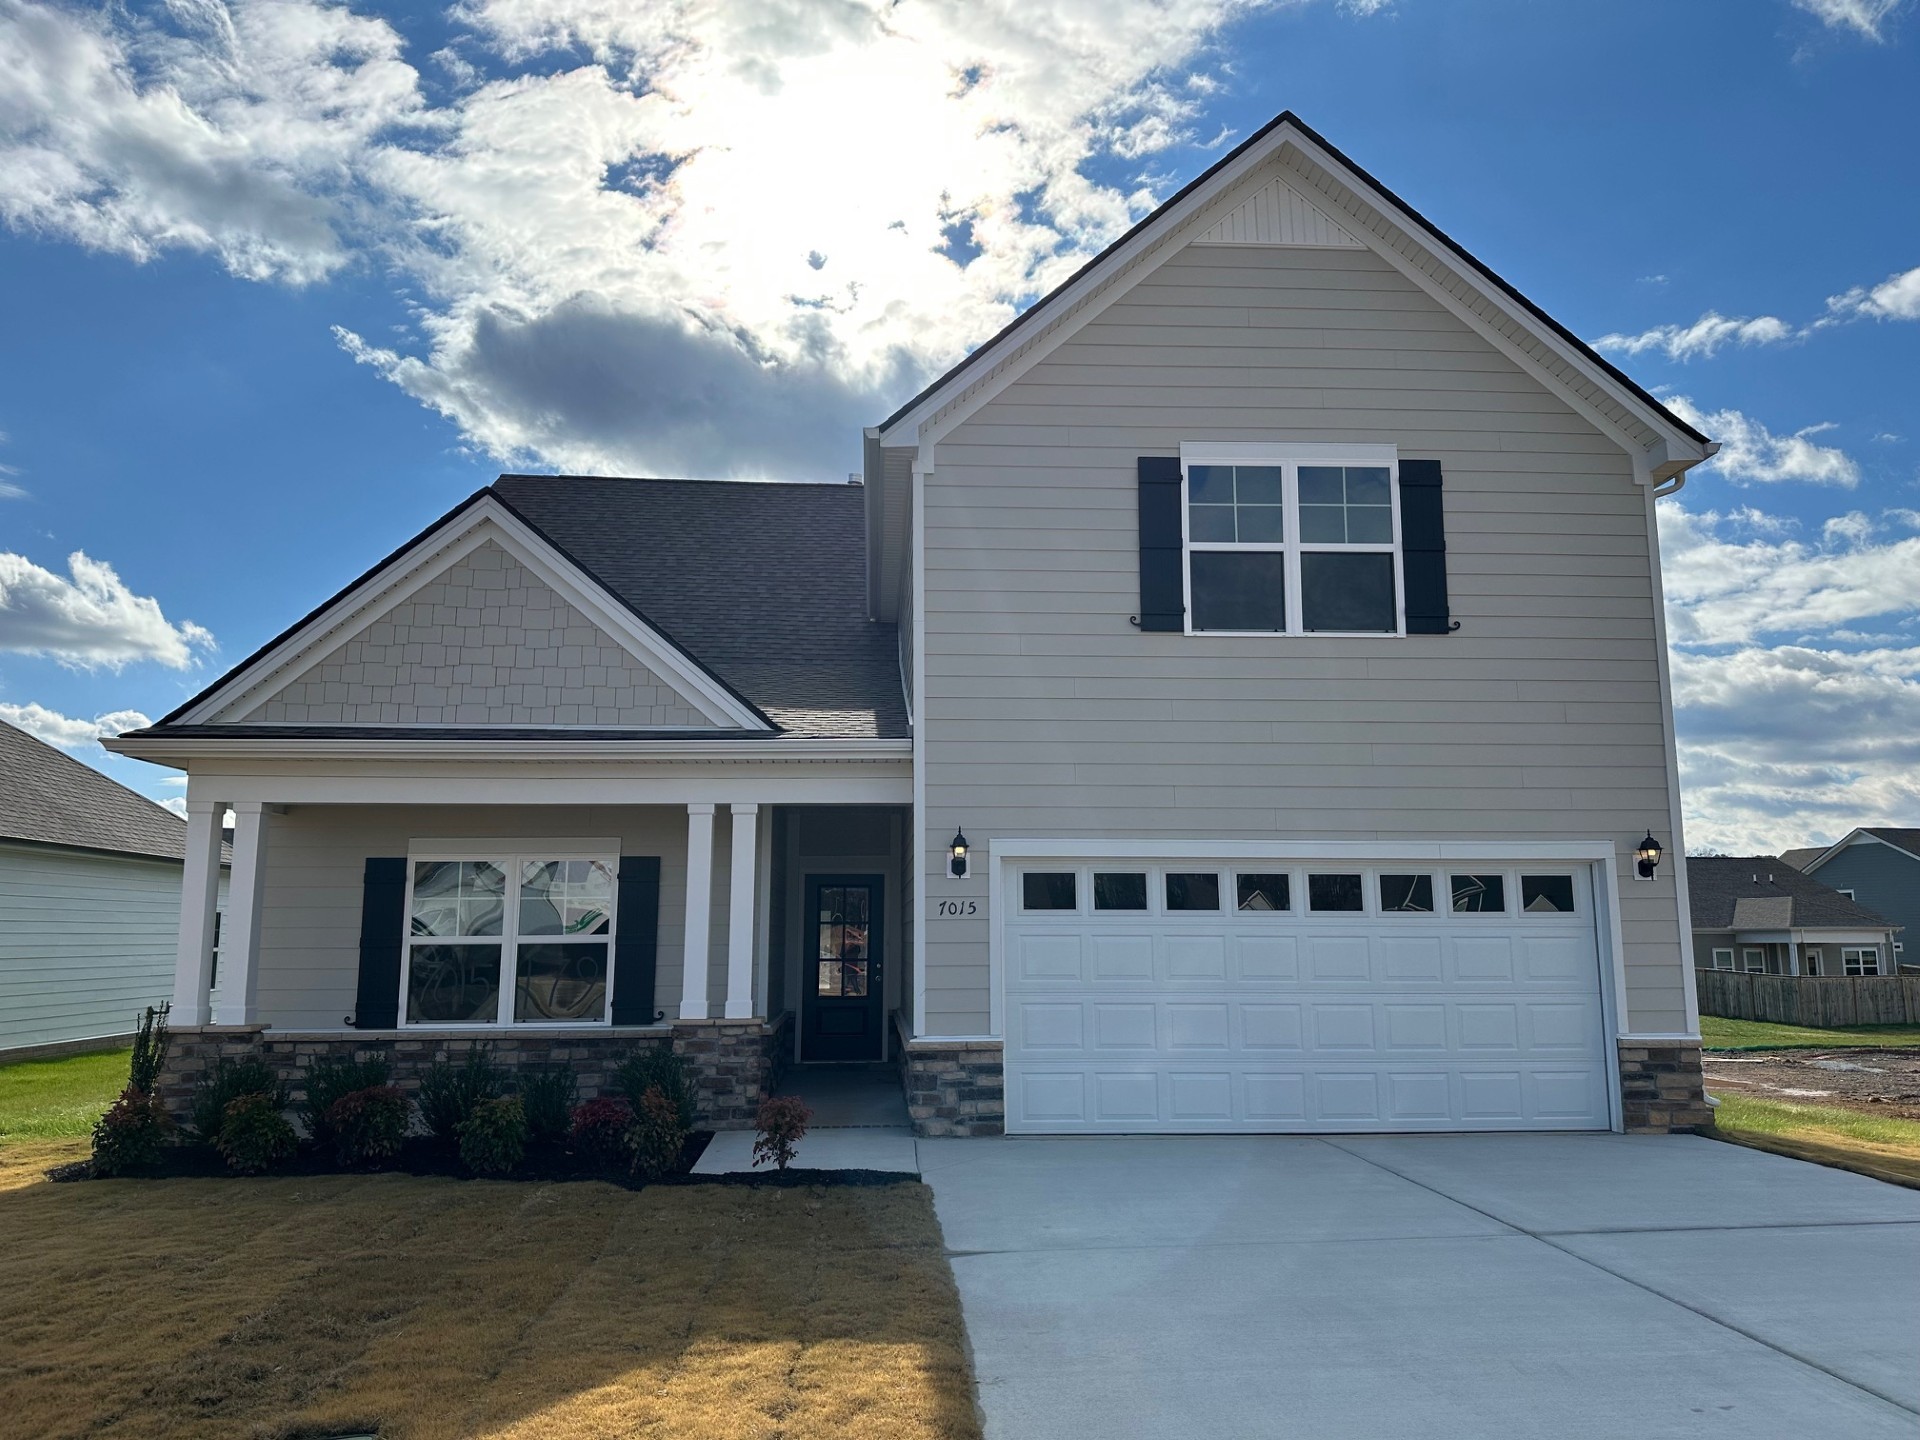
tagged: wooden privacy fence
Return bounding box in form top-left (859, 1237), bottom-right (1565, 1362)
top-left (1697, 969), bottom-right (1920, 1027)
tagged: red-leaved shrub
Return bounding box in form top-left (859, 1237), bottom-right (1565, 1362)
top-left (569, 1095), bottom-right (634, 1171)
top-left (91, 1086), bottom-right (174, 1176)
top-left (752, 1094), bottom-right (811, 1172)
top-left (326, 1085), bottom-right (409, 1165)
top-left (627, 1084), bottom-right (688, 1181)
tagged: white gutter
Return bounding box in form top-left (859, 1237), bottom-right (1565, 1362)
top-left (103, 734), bottom-right (913, 765)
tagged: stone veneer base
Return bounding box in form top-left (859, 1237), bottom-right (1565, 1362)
top-left (155, 1014), bottom-right (792, 1133)
top-left (897, 1018), bottom-right (1004, 1137)
top-left (1618, 1039), bottom-right (1713, 1133)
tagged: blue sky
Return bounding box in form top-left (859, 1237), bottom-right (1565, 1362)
top-left (1, 0), bottom-right (1916, 852)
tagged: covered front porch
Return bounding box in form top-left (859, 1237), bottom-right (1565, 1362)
top-left (157, 753), bottom-right (912, 1127)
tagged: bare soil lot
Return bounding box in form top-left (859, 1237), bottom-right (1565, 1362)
top-left (1703, 1049), bottom-right (1920, 1120)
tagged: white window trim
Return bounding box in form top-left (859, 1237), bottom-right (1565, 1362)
top-left (1742, 947), bottom-right (1767, 974)
top-left (1178, 442), bottom-right (1405, 638)
top-left (1842, 946), bottom-right (1881, 977)
top-left (1711, 947), bottom-right (1736, 971)
top-left (400, 839), bottom-right (621, 1029)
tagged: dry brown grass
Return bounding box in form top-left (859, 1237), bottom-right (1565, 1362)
top-left (0, 1146), bottom-right (981, 1440)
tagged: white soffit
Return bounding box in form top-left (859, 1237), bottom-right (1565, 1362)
top-left (178, 497), bottom-right (770, 732)
top-left (1192, 175), bottom-right (1363, 248)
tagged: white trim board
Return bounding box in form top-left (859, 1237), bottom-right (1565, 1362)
top-left (170, 496), bottom-right (770, 733)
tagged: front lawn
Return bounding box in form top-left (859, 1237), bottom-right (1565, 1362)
top-left (0, 1047), bottom-right (129, 1142)
top-left (0, 1161), bottom-right (980, 1440)
top-left (1699, 1017), bottom-right (1920, 1050)
top-left (1710, 1093), bottom-right (1920, 1187)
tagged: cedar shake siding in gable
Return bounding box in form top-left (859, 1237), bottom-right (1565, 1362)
top-left (243, 540), bottom-right (711, 728)
top-left (918, 239), bottom-right (1688, 1036)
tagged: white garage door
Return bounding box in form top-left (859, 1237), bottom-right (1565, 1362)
top-left (1002, 860), bottom-right (1612, 1134)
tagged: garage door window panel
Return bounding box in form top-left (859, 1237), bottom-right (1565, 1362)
top-left (1380, 874), bottom-right (1434, 913)
top-left (1236, 873), bottom-right (1291, 912)
top-left (1022, 872), bottom-right (1079, 912)
top-left (1520, 875), bottom-right (1576, 914)
top-left (1308, 874), bottom-right (1364, 913)
top-left (1451, 874), bottom-right (1507, 913)
top-left (1166, 873), bottom-right (1222, 912)
top-left (1094, 872), bottom-right (1148, 911)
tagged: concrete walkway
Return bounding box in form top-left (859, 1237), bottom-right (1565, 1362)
top-left (918, 1133), bottom-right (1920, 1440)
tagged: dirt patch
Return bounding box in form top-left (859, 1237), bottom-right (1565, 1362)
top-left (1703, 1048), bottom-right (1920, 1120)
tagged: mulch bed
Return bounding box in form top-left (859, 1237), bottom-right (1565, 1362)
top-left (1702, 1048), bottom-right (1920, 1120)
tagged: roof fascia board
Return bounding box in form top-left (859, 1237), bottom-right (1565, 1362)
top-left (876, 115), bottom-right (1711, 467)
top-left (103, 734), bottom-right (911, 764)
top-left (175, 496), bottom-right (770, 733)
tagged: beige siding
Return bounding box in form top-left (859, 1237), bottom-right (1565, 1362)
top-left (245, 540), bottom-right (711, 728)
top-left (253, 805), bottom-right (690, 1027)
top-left (0, 842), bottom-right (185, 1052)
top-left (919, 241), bottom-right (1689, 1037)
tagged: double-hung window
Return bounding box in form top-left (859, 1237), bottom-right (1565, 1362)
top-left (1843, 947), bottom-right (1881, 977)
top-left (1183, 443), bottom-right (1402, 635)
top-left (403, 847), bottom-right (617, 1026)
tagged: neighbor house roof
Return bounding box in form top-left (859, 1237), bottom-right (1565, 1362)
top-left (0, 719), bottom-right (198, 862)
top-left (1781, 827), bottom-right (1920, 874)
top-left (1686, 855), bottom-right (1899, 932)
top-left (1778, 847), bottom-right (1825, 871)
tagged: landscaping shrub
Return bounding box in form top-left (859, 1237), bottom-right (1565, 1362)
top-left (458, 1095), bottom-right (527, 1176)
top-left (614, 1047), bottom-right (695, 1130)
top-left (214, 1093), bottom-right (298, 1174)
top-left (517, 1063), bottom-right (578, 1145)
top-left (627, 1085), bottom-right (688, 1181)
top-left (325, 1085), bottom-right (409, 1165)
top-left (127, 1003), bottom-right (170, 1093)
top-left (753, 1094), bottom-right (812, 1172)
top-left (418, 1046), bottom-right (505, 1143)
top-left (189, 1057), bottom-right (288, 1144)
top-left (569, 1095), bottom-right (634, 1171)
top-left (300, 1054), bottom-right (391, 1146)
top-left (90, 1087), bottom-right (174, 1176)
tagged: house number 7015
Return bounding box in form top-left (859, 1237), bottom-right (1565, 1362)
top-left (936, 899), bottom-right (978, 917)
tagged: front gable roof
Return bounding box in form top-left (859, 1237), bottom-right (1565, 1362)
top-left (866, 113), bottom-right (1714, 568)
top-left (1793, 827), bottom-right (1920, 874)
top-left (146, 489), bottom-right (775, 737)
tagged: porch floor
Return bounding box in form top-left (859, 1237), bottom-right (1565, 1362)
top-left (775, 1063), bottom-right (912, 1128)
top-left (691, 1063), bottom-right (918, 1175)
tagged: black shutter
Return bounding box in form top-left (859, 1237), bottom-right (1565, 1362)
top-left (611, 856), bottom-right (662, 1026)
top-left (353, 857), bottom-right (407, 1029)
top-left (1136, 456), bottom-right (1185, 631)
top-left (1399, 458), bottom-right (1455, 635)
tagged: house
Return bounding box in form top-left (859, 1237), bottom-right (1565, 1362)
top-left (1782, 830), bottom-right (1918, 972)
top-left (1686, 856), bottom-right (1900, 977)
top-left (107, 111), bottom-right (1720, 1136)
top-left (1, 719), bottom-right (227, 1060)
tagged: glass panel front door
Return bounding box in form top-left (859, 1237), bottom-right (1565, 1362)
top-left (802, 875), bottom-right (884, 1061)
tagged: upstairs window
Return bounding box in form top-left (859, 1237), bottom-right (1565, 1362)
top-left (1183, 445), bottom-right (1402, 636)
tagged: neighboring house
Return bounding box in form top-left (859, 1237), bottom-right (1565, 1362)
top-left (107, 111), bottom-right (1721, 1137)
top-left (1, 719), bottom-right (227, 1060)
top-left (1687, 856), bottom-right (1900, 978)
top-left (1782, 829), bottom-right (1918, 973)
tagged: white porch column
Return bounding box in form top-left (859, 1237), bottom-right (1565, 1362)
top-left (725, 803), bottom-right (759, 1019)
top-left (1788, 939), bottom-right (1801, 977)
top-left (212, 801), bottom-right (271, 1026)
top-left (680, 803), bottom-right (716, 1020)
top-left (171, 800), bottom-right (225, 1025)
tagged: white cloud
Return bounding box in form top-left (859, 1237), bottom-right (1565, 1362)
top-left (161, 795), bottom-right (188, 818)
top-left (0, 549), bottom-right (214, 668)
top-left (1659, 500), bottom-right (1920, 853)
top-left (0, 700), bottom-right (152, 747)
top-left (0, 478), bottom-right (23, 500)
top-left (1593, 311), bottom-right (1794, 361)
top-left (1664, 396), bottom-right (1859, 487)
top-left (1792, 0), bottom-right (1906, 39)
top-left (0, 0), bottom-right (424, 282)
top-left (1825, 263), bottom-right (1920, 322)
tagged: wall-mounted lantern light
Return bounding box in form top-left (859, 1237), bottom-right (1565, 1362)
top-left (947, 826), bottom-right (970, 880)
top-left (1635, 831), bottom-right (1664, 881)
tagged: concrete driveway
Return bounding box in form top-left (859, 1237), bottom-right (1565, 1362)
top-left (917, 1133), bottom-right (1920, 1440)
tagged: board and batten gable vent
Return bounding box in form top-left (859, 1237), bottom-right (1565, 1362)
top-left (1134, 456), bottom-right (1186, 631)
top-left (1397, 458), bottom-right (1455, 635)
top-left (353, 857), bottom-right (408, 1029)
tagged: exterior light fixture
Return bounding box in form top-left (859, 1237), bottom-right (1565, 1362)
top-left (947, 826), bottom-right (970, 880)
top-left (1635, 831), bottom-right (1664, 881)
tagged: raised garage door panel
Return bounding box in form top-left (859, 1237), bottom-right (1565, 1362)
top-left (1003, 861), bottom-right (1610, 1134)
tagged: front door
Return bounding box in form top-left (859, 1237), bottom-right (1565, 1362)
top-left (801, 874), bottom-right (884, 1062)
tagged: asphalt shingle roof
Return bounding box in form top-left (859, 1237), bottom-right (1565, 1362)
top-left (493, 476), bottom-right (907, 740)
top-left (0, 719), bottom-right (195, 862)
top-left (1686, 855), bottom-right (1898, 932)
top-left (1861, 827), bottom-right (1920, 858)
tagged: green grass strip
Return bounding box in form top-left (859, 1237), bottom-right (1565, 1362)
top-left (0, 1049), bottom-right (131, 1141)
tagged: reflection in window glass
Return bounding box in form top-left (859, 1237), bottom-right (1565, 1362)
top-left (1094, 872), bottom-right (1148, 911)
top-left (1451, 875), bottom-right (1507, 913)
top-left (411, 860), bottom-right (505, 937)
top-left (519, 858), bottom-right (614, 936)
top-left (1236, 873), bottom-right (1290, 912)
top-left (1380, 874), bottom-right (1434, 913)
top-left (1298, 465), bottom-right (1393, 543)
top-left (1301, 552), bottom-right (1396, 633)
top-left (1023, 872), bottom-right (1077, 910)
top-left (514, 943), bottom-right (607, 1021)
top-left (1308, 874), bottom-right (1364, 912)
top-left (407, 944), bottom-right (502, 1023)
top-left (1520, 876), bottom-right (1575, 913)
top-left (1165, 873), bottom-right (1221, 911)
top-left (1191, 551), bottom-right (1286, 631)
